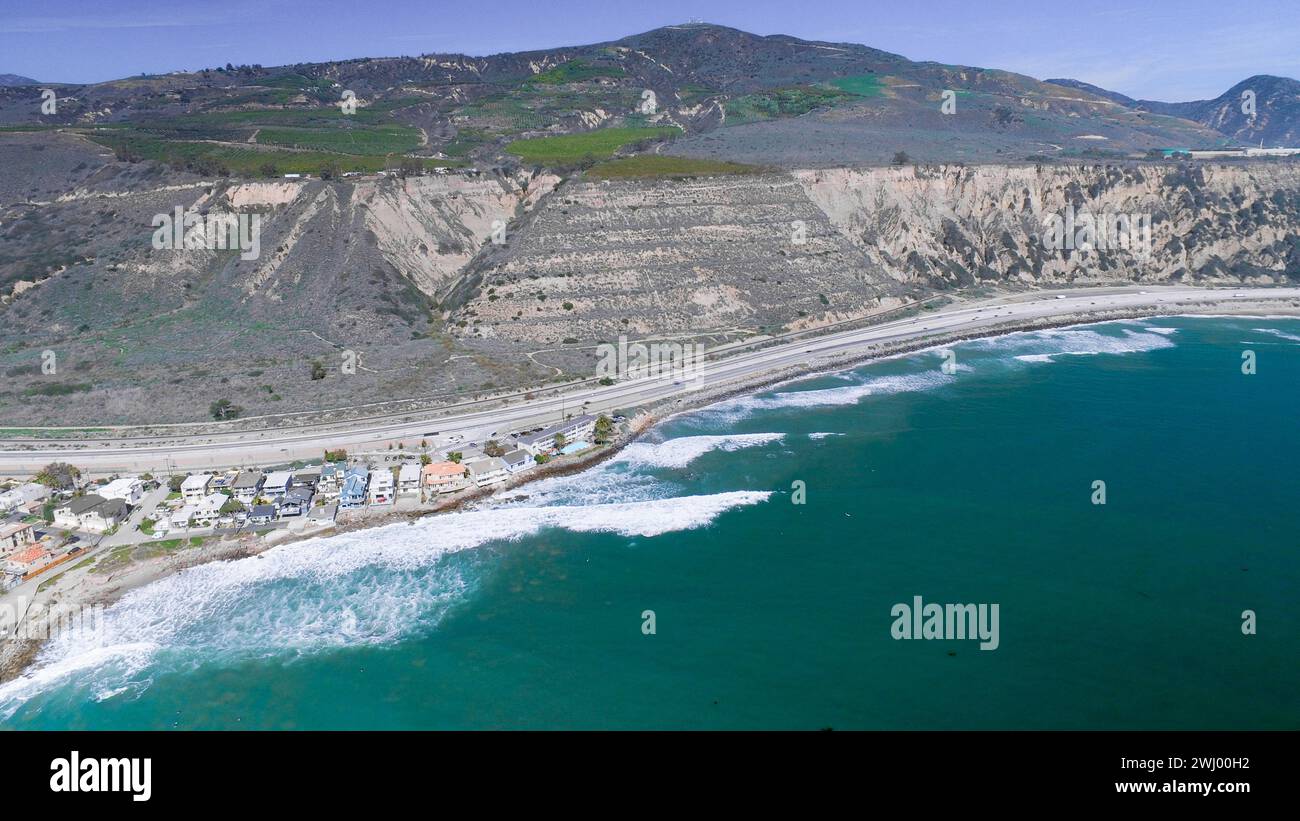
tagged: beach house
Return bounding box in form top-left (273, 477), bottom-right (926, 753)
top-left (368, 469), bottom-right (395, 506)
top-left (65, 497), bottom-right (128, 533)
top-left (53, 495), bottom-right (113, 532)
top-left (339, 467), bottom-right (370, 509)
top-left (181, 473), bottom-right (212, 504)
top-left (465, 456), bottom-right (509, 488)
top-left (280, 486), bottom-right (314, 517)
top-left (232, 471), bottom-right (265, 505)
top-left (421, 461), bottom-right (468, 495)
top-left (0, 522), bottom-right (36, 556)
top-left (398, 464), bottom-right (421, 496)
top-left (5, 545), bottom-right (53, 577)
top-left (502, 449), bottom-right (534, 474)
top-left (98, 475), bottom-right (145, 508)
top-left (262, 471), bottom-right (295, 501)
top-left (0, 482), bottom-right (50, 515)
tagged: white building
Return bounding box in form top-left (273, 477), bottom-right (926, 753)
top-left (181, 473), bottom-right (212, 504)
top-left (262, 471), bottom-right (295, 500)
top-left (465, 457), bottom-right (509, 487)
top-left (0, 482), bottom-right (49, 514)
top-left (98, 475), bottom-right (145, 508)
top-left (513, 414), bottom-right (598, 456)
top-left (368, 470), bottom-right (395, 506)
top-left (397, 464), bottom-right (421, 495)
top-left (502, 449), bottom-right (534, 474)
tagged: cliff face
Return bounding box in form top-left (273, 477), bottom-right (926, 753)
top-left (3, 159), bottom-right (1300, 426)
top-left (451, 173), bottom-right (900, 346)
top-left (796, 163), bottom-right (1300, 289)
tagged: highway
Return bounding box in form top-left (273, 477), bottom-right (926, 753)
top-left (1, 285), bottom-right (1296, 477)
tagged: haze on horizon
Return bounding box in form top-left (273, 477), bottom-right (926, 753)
top-left (2, 0), bottom-right (1299, 102)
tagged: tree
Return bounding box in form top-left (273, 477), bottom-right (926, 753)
top-left (484, 439), bottom-right (505, 457)
top-left (310, 360), bottom-right (326, 380)
top-left (397, 157), bottom-right (423, 179)
top-left (220, 498), bottom-right (245, 514)
top-left (210, 398), bottom-right (243, 420)
top-left (168, 474), bottom-right (185, 493)
top-left (35, 462), bottom-right (80, 490)
top-left (534, 453), bottom-right (550, 465)
top-left (594, 414), bottom-right (613, 444)
top-left (420, 454), bottom-right (432, 465)
top-left (554, 432), bottom-right (567, 450)
top-left (324, 449), bottom-right (348, 462)
top-left (448, 452), bottom-right (463, 463)
top-left (891, 151), bottom-right (910, 166)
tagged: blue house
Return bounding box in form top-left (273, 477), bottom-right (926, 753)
top-left (339, 466), bottom-right (370, 510)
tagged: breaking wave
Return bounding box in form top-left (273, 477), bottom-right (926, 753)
top-left (0, 491), bottom-right (770, 719)
top-left (965, 326), bottom-right (1178, 363)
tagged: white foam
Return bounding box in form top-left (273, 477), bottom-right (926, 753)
top-left (0, 491), bottom-right (770, 718)
top-left (616, 433), bottom-right (785, 469)
top-left (1252, 327), bottom-right (1300, 343)
top-left (974, 327), bottom-right (1176, 363)
top-left (693, 370), bottom-right (954, 425)
top-left (808, 432), bottom-right (844, 440)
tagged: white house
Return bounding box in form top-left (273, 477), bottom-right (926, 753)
top-left (79, 498), bottom-right (128, 534)
top-left (191, 492), bottom-right (228, 527)
top-left (53, 495), bottom-right (107, 531)
top-left (465, 457), bottom-right (508, 488)
top-left (98, 475), bottom-right (145, 508)
top-left (169, 505), bottom-right (197, 530)
top-left (368, 470), bottom-right (395, 506)
top-left (181, 473), bottom-right (212, 504)
top-left (397, 464), bottom-right (421, 495)
top-left (502, 449), bottom-right (534, 474)
top-left (262, 471), bottom-right (295, 500)
top-left (0, 482), bottom-right (49, 514)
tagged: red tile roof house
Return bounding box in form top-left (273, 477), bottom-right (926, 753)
top-left (5, 545), bottom-right (53, 577)
top-left (421, 461), bottom-right (468, 496)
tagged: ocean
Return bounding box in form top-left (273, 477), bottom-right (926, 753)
top-left (2, 315), bottom-right (1297, 729)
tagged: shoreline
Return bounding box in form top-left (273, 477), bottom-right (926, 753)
top-left (3, 298), bottom-right (1298, 686)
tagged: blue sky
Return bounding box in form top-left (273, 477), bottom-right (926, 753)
top-left (3, 0), bottom-right (1298, 101)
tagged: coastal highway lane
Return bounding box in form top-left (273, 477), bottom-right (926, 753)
top-left (2, 285), bottom-right (1297, 476)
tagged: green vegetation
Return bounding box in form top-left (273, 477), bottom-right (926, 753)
top-left (88, 130), bottom-right (454, 177)
top-left (727, 85), bottom-right (854, 124)
top-left (527, 60), bottom-right (625, 85)
top-left (588, 155), bottom-right (766, 179)
top-left (34, 461), bottom-right (81, 490)
top-left (829, 74), bottom-right (885, 97)
top-left (505, 126), bottom-right (678, 165)
top-left (210, 398), bottom-right (244, 420)
top-left (23, 382), bottom-right (92, 397)
top-left (256, 124), bottom-right (422, 155)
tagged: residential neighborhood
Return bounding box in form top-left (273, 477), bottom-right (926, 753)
top-left (0, 412), bottom-right (619, 591)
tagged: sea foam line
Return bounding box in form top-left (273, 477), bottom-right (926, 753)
top-left (0, 490), bottom-right (770, 718)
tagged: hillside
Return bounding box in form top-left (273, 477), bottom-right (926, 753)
top-left (0, 22), bottom-right (1286, 182)
top-left (1047, 75), bottom-right (1300, 147)
top-left (2, 24), bottom-right (1300, 427)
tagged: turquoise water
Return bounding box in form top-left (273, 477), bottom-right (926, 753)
top-left (2, 316), bottom-right (1298, 729)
